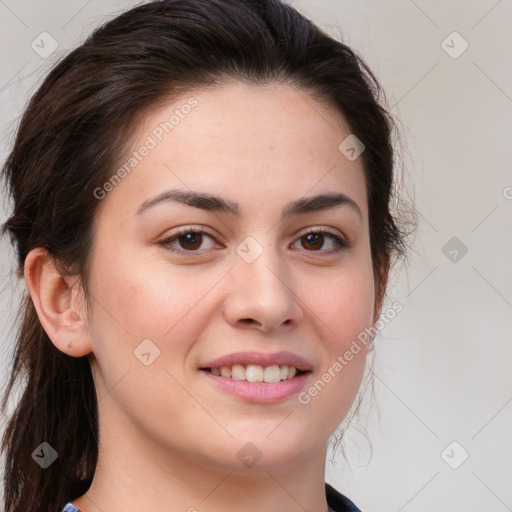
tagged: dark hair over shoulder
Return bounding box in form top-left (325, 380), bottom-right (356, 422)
top-left (0, 1), bottom-right (412, 511)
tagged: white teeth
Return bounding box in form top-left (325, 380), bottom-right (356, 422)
top-left (246, 364), bottom-right (263, 382)
top-left (263, 365), bottom-right (281, 383)
top-left (231, 364), bottom-right (246, 380)
top-left (210, 364), bottom-right (301, 382)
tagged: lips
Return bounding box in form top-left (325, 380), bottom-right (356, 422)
top-left (199, 350), bottom-right (314, 372)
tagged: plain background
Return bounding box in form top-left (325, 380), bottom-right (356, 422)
top-left (0, 1), bottom-right (511, 511)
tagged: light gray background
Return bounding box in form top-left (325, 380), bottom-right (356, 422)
top-left (1, 1), bottom-right (511, 511)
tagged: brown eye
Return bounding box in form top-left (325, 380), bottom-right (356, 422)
top-left (292, 229), bottom-right (347, 254)
top-left (159, 227), bottom-right (219, 255)
top-left (301, 232), bottom-right (325, 251)
top-left (176, 232), bottom-right (204, 251)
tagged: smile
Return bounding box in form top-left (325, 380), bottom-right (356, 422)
top-left (201, 364), bottom-right (305, 382)
top-left (199, 365), bottom-right (312, 403)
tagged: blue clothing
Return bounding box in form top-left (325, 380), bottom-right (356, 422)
top-left (61, 505), bottom-right (79, 512)
top-left (62, 482), bottom-right (362, 511)
top-left (326, 482), bottom-right (363, 511)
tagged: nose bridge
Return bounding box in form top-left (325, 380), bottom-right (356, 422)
top-left (225, 234), bottom-right (303, 331)
top-left (235, 234), bottom-right (289, 298)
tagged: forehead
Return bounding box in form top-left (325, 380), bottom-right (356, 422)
top-left (98, 80), bottom-right (368, 223)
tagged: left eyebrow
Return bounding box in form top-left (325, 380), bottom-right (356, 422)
top-left (135, 189), bottom-right (362, 220)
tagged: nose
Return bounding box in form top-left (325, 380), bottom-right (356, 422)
top-left (222, 246), bottom-right (304, 333)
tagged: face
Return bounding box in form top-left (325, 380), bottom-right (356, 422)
top-left (83, 80), bottom-right (377, 471)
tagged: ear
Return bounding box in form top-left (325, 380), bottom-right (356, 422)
top-left (24, 247), bottom-right (93, 357)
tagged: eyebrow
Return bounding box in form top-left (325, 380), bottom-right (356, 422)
top-left (135, 189), bottom-right (362, 220)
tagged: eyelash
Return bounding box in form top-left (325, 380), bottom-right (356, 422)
top-left (158, 225), bottom-right (348, 257)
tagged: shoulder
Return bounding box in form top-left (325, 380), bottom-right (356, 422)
top-left (325, 482), bottom-right (364, 512)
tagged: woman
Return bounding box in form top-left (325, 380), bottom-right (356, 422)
top-left (0, 1), bottom-right (411, 511)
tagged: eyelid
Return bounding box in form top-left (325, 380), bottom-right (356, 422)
top-left (159, 224), bottom-right (215, 240)
top-left (294, 225), bottom-right (346, 241)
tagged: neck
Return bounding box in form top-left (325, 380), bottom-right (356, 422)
top-left (73, 402), bottom-right (332, 512)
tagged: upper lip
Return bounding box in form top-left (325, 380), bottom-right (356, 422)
top-left (200, 351), bottom-right (313, 371)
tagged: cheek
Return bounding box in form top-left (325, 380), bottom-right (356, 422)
top-left (85, 253), bottom-right (217, 416)
top-left (296, 267), bottom-right (373, 428)
top-left (87, 246), bottom-right (221, 352)
top-left (304, 263), bottom-right (375, 346)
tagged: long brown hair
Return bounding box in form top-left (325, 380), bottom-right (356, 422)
top-left (1, 1), bottom-right (412, 510)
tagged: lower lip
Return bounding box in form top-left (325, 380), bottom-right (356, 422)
top-left (199, 370), bottom-right (312, 403)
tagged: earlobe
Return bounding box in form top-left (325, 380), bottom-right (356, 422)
top-left (24, 247), bottom-right (93, 357)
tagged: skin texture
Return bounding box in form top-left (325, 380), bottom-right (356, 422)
top-left (25, 81), bottom-right (381, 512)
